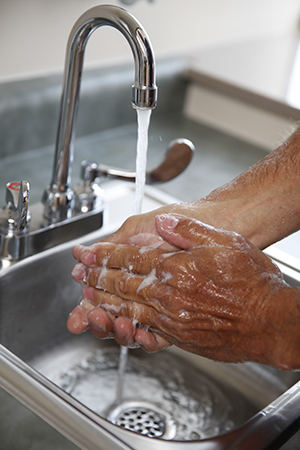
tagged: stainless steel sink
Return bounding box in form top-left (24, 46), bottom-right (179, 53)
top-left (1, 182), bottom-right (300, 450)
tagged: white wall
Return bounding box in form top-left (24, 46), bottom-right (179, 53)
top-left (1, 0), bottom-right (300, 82)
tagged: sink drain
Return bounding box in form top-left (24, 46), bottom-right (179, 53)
top-left (107, 401), bottom-right (177, 439)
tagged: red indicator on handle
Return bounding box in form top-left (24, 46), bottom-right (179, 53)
top-left (7, 182), bottom-right (21, 191)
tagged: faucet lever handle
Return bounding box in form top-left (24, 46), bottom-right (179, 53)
top-left (80, 138), bottom-right (195, 185)
top-left (5, 181), bottom-right (30, 231)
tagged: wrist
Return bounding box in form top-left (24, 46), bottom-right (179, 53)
top-left (190, 185), bottom-right (293, 251)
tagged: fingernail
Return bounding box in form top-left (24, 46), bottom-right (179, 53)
top-left (82, 286), bottom-right (94, 302)
top-left (71, 263), bottom-right (86, 281)
top-left (81, 249), bottom-right (96, 265)
top-left (157, 214), bottom-right (179, 230)
top-left (87, 308), bottom-right (114, 336)
top-left (79, 297), bottom-right (95, 311)
top-left (72, 244), bottom-right (86, 260)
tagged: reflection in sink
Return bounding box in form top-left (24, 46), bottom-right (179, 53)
top-left (1, 184), bottom-right (300, 449)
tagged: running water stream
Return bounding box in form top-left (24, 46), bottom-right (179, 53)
top-left (115, 108), bottom-right (152, 404)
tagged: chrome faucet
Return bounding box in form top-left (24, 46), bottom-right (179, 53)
top-left (0, 5), bottom-right (194, 267)
top-left (42, 4), bottom-right (157, 224)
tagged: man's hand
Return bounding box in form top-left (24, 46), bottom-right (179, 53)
top-left (68, 214), bottom-right (300, 369)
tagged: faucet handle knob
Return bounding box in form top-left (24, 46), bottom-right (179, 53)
top-left (5, 181), bottom-right (30, 231)
top-left (6, 182), bottom-right (22, 209)
top-left (80, 161), bottom-right (99, 182)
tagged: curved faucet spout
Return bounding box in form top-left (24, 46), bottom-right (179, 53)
top-left (43, 5), bottom-right (157, 223)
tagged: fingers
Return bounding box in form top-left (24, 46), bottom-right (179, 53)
top-left (73, 214), bottom-right (245, 273)
top-left (66, 298), bottom-right (98, 334)
top-left (154, 214), bottom-right (282, 278)
top-left (112, 316), bottom-right (137, 346)
top-left (67, 293), bottom-right (171, 351)
top-left (87, 308), bottom-right (171, 351)
top-left (83, 284), bottom-right (159, 325)
top-left (72, 263), bottom-right (153, 300)
top-left (66, 302), bottom-right (90, 334)
top-left (87, 307), bottom-right (115, 339)
top-left (134, 328), bottom-right (171, 352)
top-left (71, 261), bottom-right (185, 318)
top-left (73, 241), bottom-right (169, 276)
top-left (99, 209), bottom-right (168, 248)
top-left (73, 214), bottom-right (245, 278)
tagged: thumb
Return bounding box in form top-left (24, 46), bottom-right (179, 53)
top-left (155, 214), bottom-right (207, 249)
top-left (155, 213), bottom-right (234, 249)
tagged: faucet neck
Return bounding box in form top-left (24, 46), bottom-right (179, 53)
top-left (46, 5), bottom-right (157, 221)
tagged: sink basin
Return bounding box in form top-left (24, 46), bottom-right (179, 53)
top-left (1, 181), bottom-right (300, 450)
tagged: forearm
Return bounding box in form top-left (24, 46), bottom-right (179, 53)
top-left (190, 127), bottom-right (300, 249)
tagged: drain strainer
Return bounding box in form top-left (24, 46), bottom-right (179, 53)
top-left (107, 401), bottom-right (177, 439)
